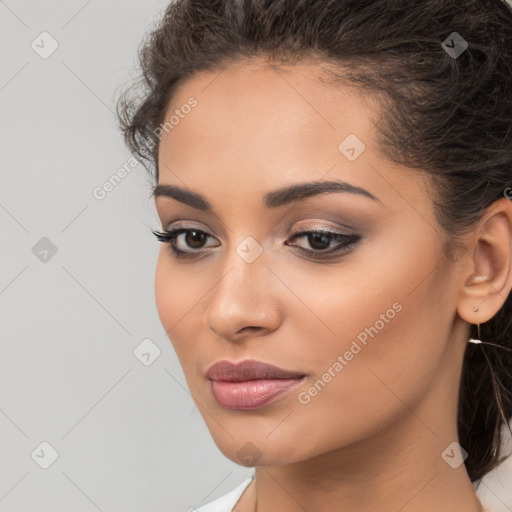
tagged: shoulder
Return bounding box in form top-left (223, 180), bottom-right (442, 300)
top-left (190, 474), bottom-right (255, 512)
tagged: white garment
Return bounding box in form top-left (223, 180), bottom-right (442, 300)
top-left (192, 474), bottom-right (255, 512)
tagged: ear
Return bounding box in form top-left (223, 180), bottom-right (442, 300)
top-left (456, 197), bottom-right (512, 326)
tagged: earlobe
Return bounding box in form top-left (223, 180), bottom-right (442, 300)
top-left (456, 198), bottom-right (512, 325)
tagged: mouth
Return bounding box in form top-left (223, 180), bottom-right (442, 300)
top-left (205, 359), bottom-right (307, 410)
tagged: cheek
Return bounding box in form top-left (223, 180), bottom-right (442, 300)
top-left (154, 249), bottom-right (204, 364)
top-left (275, 241), bottom-right (450, 442)
top-left (154, 249), bottom-right (176, 331)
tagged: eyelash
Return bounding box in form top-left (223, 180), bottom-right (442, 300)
top-left (151, 226), bottom-right (361, 261)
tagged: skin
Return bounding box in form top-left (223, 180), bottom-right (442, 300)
top-left (153, 57), bottom-right (512, 512)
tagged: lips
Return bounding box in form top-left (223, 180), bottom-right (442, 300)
top-left (206, 359), bottom-right (306, 381)
top-left (205, 359), bottom-right (307, 410)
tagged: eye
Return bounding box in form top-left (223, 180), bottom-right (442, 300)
top-left (285, 228), bottom-right (361, 259)
top-left (151, 227), bottom-right (218, 259)
top-left (151, 226), bottom-right (362, 261)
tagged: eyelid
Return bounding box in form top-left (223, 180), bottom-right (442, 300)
top-left (164, 219), bottom-right (358, 240)
top-left (164, 220), bottom-right (213, 233)
top-left (291, 220), bottom-right (355, 236)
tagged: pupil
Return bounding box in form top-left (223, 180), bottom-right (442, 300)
top-left (309, 233), bottom-right (331, 250)
top-left (186, 230), bottom-right (206, 248)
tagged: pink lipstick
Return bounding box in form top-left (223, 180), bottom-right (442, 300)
top-left (206, 359), bottom-right (307, 410)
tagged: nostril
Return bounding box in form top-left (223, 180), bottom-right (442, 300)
top-left (237, 326), bottom-right (260, 335)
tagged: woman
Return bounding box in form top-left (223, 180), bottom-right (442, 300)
top-left (116, 0), bottom-right (512, 510)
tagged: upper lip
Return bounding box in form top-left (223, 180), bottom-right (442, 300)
top-left (206, 359), bottom-right (306, 382)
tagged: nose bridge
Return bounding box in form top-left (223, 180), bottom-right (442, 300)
top-left (212, 233), bottom-right (268, 304)
top-left (204, 234), bottom-right (276, 335)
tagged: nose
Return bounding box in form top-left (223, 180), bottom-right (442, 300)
top-left (203, 255), bottom-right (281, 343)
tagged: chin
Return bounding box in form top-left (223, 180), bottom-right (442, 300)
top-left (206, 425), bottom-right (317, 467)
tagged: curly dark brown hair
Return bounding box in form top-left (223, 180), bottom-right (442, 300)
top-left (115, 0), bottom-right (512, 484)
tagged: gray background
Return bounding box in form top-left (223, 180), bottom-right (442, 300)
top-left (0, 1), bottom-right (511, 511)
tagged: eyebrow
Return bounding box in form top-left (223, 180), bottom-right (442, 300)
top-left (152, 180), bottom-right (380, 211)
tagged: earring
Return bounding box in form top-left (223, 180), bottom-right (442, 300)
top-left (468, 324), bottom-right (482, 344)
top-left (468, 305), bottom-right (482, 344)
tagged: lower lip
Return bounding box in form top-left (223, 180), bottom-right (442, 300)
top-left (210, 378), bottom-right (305, 410)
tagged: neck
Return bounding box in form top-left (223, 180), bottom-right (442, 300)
top-left (251, 427), bottom-right (482, 512)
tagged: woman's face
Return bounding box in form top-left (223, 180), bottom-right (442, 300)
top-left (154, 59), bottom-right (468, 467)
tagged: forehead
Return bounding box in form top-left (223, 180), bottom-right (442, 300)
top-left (159, 60), bottom-right (379, 178)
